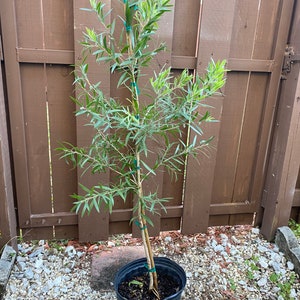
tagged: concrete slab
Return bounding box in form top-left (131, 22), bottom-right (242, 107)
top-left (0, 245), bottom-right (16, 300)
top-left (91, 246), bottom-right (145, 291)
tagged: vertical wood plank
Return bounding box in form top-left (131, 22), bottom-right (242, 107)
top-left (0, 1), bottom-right (36, 230)
top-left (211, 72), bottom-right (249, 206)
top-left (152, 0), bottom-right (176, 234)
top-left (43, 0), bottom-right (75, 50)
top-left (230, 74), bottom-right (268, 204)
top-left (171, 0), bottom-right (201, 57)
top-left (74, 0), bottom-right (110, 241)
top-left (20, 65), bottom-right (52, 214)
top-left (132, 0), bottom-right (176, 237)
top-left (47, 65), bottom-right (77, 217)
top-left (161, 0), bottom-right (201, 232)
top-left (182, 0), bottom-right (236, 234)
top-left (0, 58), bottom-right (17, 249)
top-left (15, 0), bottom-right (44, 48)
top-left (41, 1), bottom-right (77, 237)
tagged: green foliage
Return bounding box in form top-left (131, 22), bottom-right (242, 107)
top-left (245, 255), bottom-right (260, 281)
top-left (278, 273), bottom-right (296, 300)
top-left (269, 272), bottom-right (296, 300)
top-left (58, 0), bottom-right (226, 227)
top-left (129, 280), bottom-right (144, 288)
top-left (269, 272), bottom-right (280, 283)
top-left (288, 219), bottom-right (300, 237)
top-left (244, 255), bottom-right (298, 299)
top-left (228, 278), bottom-right (237, 291)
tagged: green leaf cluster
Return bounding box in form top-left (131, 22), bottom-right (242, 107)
top-left (58, 0), bottom-right (227, 226)
top-left (288, 219), bottom-right (300, 237)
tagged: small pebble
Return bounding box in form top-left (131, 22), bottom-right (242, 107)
top-left (286, 261), bottom-right (294, 270)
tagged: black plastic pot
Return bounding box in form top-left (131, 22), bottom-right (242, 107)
top-left (114, 257), bottom-right (186, 300)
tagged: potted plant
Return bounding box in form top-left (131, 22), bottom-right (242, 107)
top-left (58, 0), bottom-right (226, 299)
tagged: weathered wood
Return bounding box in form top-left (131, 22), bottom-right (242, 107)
top-left (252, 0), bottom-right (295, 223)
top-left (47, 65), bottom-right (77, 216)
top-left (0, 0), bottom-right (33, 230)
top-left (0, 61), bottom-right (17, 249)
top-left (261, 0), bottom-right (300, 240)
top-left (16, 48), bottom-right (74, 64)
top-left (73, 0), bottom-right (111, 241)
top-left (20, 65), bottom-right (52, 215)
top-left (213, 0), bottom-right (282, 226)
top-left (293, 190), bottom-right (300, 206)
top-left (182, 0), bottom-right (235, 234)
top-left (261, 71), bottom-right (300, 240)
top-left (227, 59), bottom-right (275, 72)
top-left (0, 0), bottom-right (79, 240)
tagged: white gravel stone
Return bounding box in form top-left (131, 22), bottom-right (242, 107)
top-left (258, 256), bottom-right (269, 269)
top-left (164, 236), bottom-right (172, 243)
top-left (2, 226), bottom-right (300, 300)
top-left (213, 244), bottom-right (224, 252)
top-left (251, 228), bottom-right (260, 235)
top-left (257, 277), bottom-right (268, 287)
top-left (65, 245), bottom-right (76, 258)
top-left (219, 234), bottom-right (228, 241)
top-left (287, 261), bottom-right (294, 270)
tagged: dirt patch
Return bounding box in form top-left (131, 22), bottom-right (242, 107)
top-left (91, 246), bottom-right (145, 290)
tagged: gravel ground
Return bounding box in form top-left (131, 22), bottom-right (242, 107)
top-left (3, 225), bottom-right (300, 300)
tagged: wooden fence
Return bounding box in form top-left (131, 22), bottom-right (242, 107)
top-left (0, 0), bottom-right (300, 247)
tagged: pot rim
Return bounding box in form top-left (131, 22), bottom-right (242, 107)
top-left (114, 256), bottom-right (186, 300)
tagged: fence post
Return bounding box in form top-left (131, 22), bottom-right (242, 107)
top-left (0, 47), bottom-right (17, 250)
top-left (260, 1), bottom-right (300, 241)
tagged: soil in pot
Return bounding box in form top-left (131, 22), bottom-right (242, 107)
top-left (118, 271), bottom-right (180, 300)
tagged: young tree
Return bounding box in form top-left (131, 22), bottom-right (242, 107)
top-left (59, 0), bottom-right (226, 298)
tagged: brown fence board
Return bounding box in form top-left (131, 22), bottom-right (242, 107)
top-left (20, 64), bottom-right (52, 214)
top-left (230, 0), bottom-right (262, 58)
top-left (260, 0), bottom-right (300, 240)
top-left (212, 72), bottom-right (250, 205)
top-left (48, 65), bottom-right (77, 214)
top-left (0, 0), bottom-right (32, 229)
top-left (15, 0), bottom-right (44, 49)
top-left (172, 0), bottom-right (201, 57)
top-left (219, 0), bottom-right (292, 225)
top-left (252, 0), bottom-right (295, 214)
top-left (162, 0), bottom-right (201, 232)
top-left (0, 57), bottom-right (17, 248)
top-left (74, 0), bottom-right (111, 241)
top-left (231, 73), bottom-right (268, 203)
top-left (42, 0), bottom-right (74, 50)
top-left (222, 0), bottom-right (277, 226)
top-left (182, 0), bottom-right (236, 234)
top-left (16, 49), bottom-right (74, 65)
